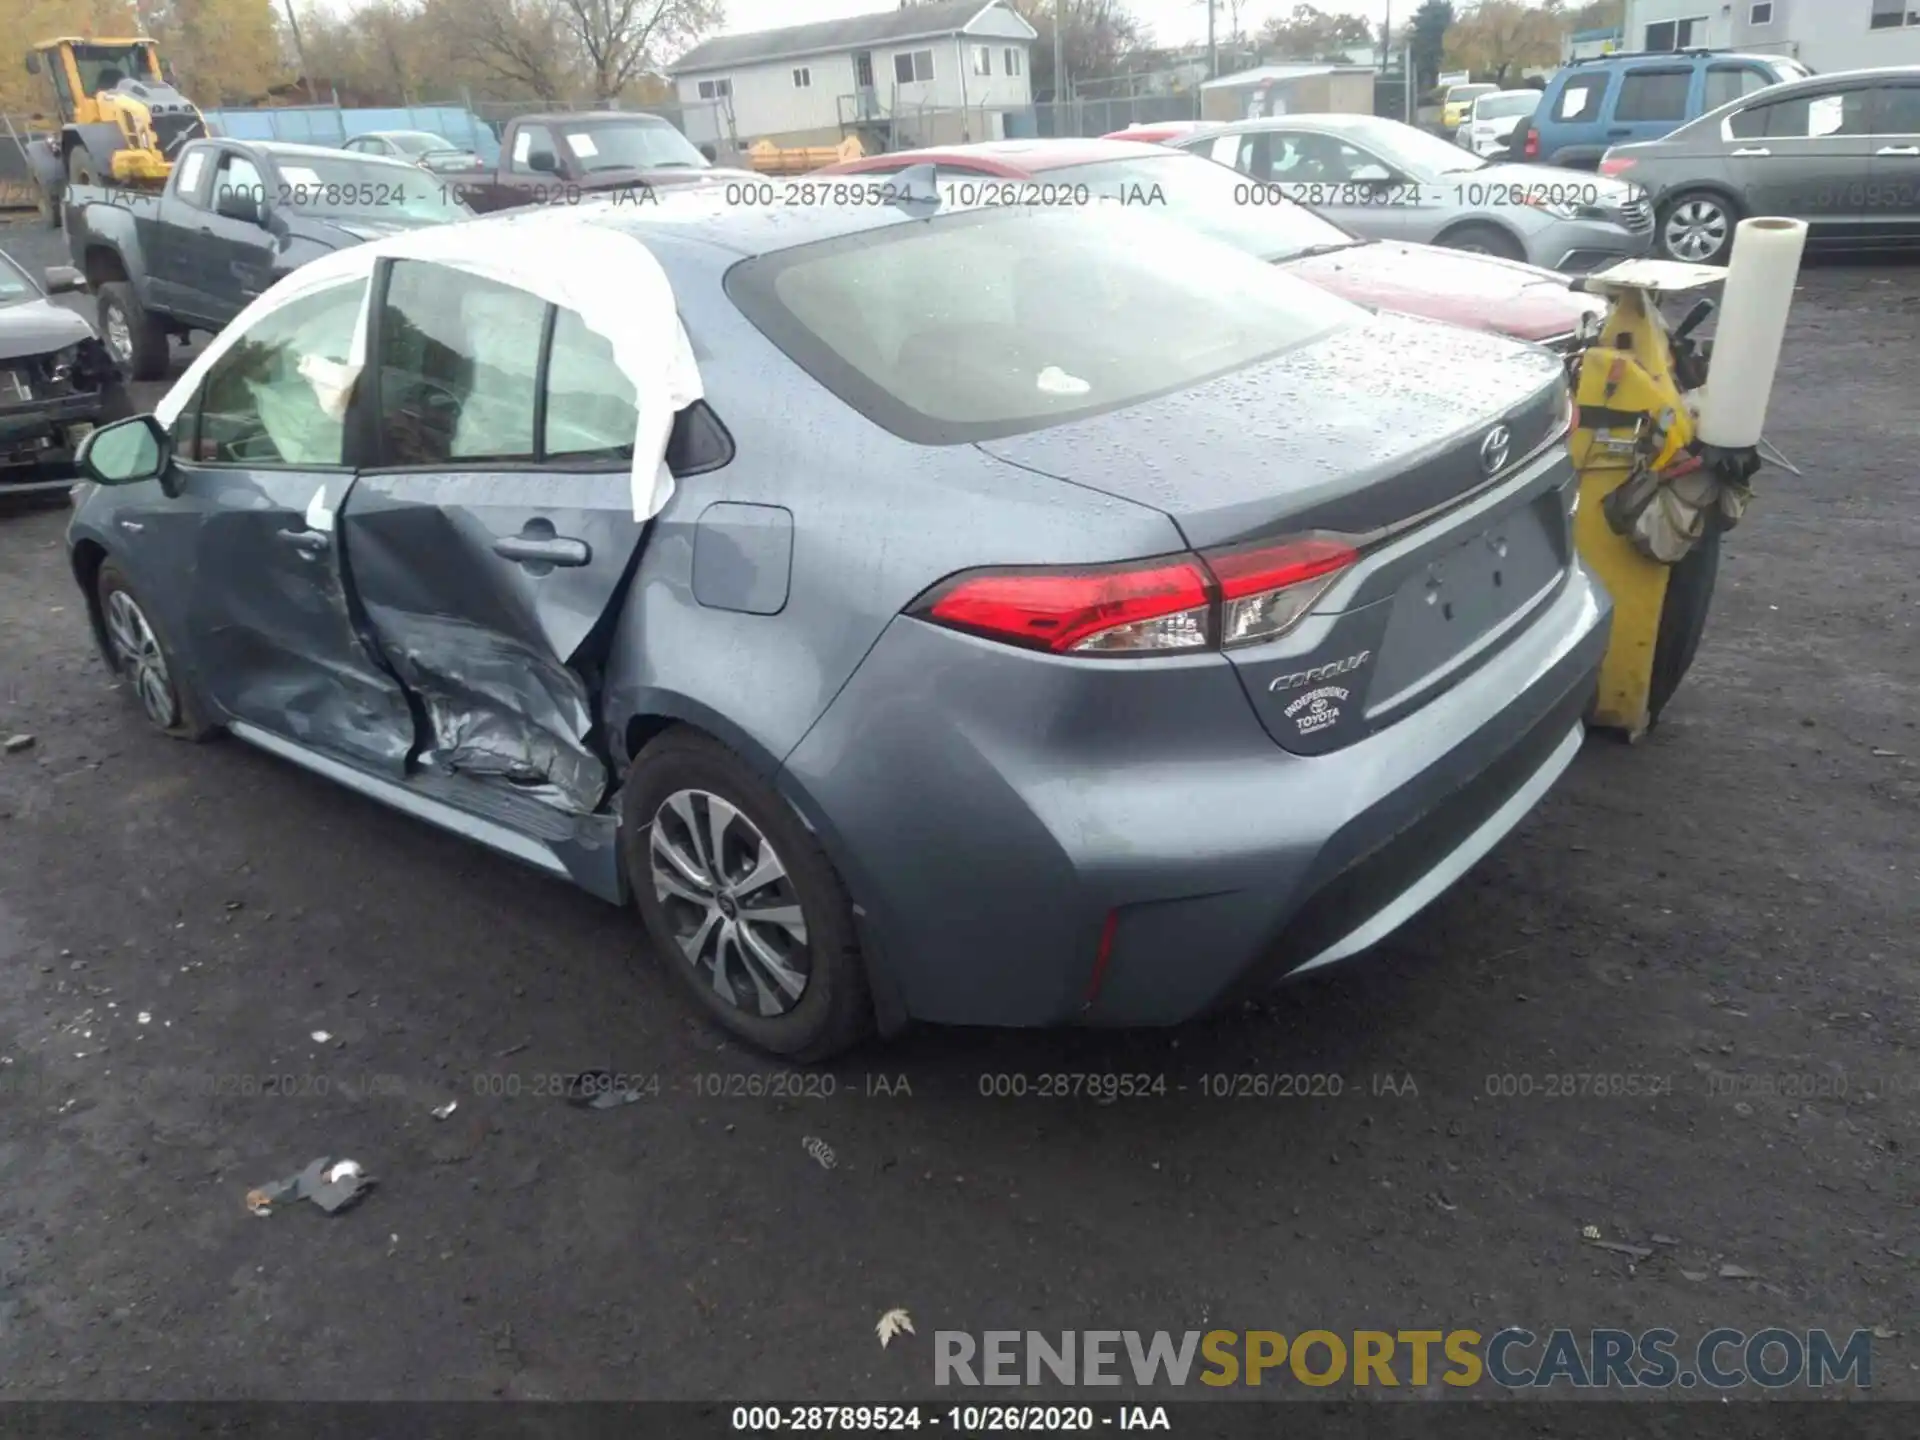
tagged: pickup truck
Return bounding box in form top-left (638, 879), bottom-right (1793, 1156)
top-left (439, 112), bottom-right (747, 213)
top-left (64, 137), bottom-right (473, 380)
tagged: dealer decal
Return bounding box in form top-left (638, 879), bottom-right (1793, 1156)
top-left (1285, 686), bottom-right (1349, 736)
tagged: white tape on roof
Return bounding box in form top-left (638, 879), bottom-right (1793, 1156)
top-left (155, 210), bottom-right (704, 520)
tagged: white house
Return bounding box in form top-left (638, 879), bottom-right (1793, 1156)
top-left (1621, 0), bottom-right (1920, 73)
top-left (670, 0), bottom-right (1038, 149)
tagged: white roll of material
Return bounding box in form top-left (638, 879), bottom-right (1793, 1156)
top-left (1694, 216), bottom-right (1808, 448)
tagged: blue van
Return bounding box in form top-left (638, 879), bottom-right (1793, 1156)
top-left (1516, 50), bottom-right (1813, 169)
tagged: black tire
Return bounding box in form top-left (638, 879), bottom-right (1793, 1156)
top-left (1657, 189), bottom-right (1739, 265)
top-left (1647, 523), bottom-right (1721, 727)
top-left (620, 728), bottom-right (873, 1062)
top-left (1438, 221), bottom-right (1526, 261)
top-left (67, 146), bottom-right (98, 187)
top-left (94, 561), bottom-right (218, 741)
top-left (97, 282), bottom-right (170, 382)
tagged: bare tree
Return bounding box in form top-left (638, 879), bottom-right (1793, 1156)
top-left (553, 0), bottom-right (724, 104)
top-left (437, 0), bottom-right (577, 101)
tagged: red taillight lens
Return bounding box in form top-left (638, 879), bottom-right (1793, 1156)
top-left (914, 535), bottom-right (1358, 657)
top-left (1598, 155), bottom-right (1635, 177)
top-left (1202, 535), bottom-right (1358, 648)
top-left (917, 554), bottom-right (1213, 655)
top-left (1523, 126), bottom-right (1539, 159)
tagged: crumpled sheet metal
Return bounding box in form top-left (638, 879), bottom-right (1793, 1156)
top-left (153, 208), bottom-right (702, 521)
top-left (365, 605), bottom-right (603, 813)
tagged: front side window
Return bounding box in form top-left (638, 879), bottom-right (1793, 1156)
top-left (510, 124), bottom-right (558, 174)
top-left (215, 151), bottom-right (264, 212)
top-left (375, 261), bottom-right (546, 465)
top-left (193, 281), bottom-right (368, 468)
top-left (1874, 84), bottom-right (1920, 136)
top-left (727, 205), bottom-right (1362, 445)
top-left (1615, 69), bottom-right (1691, 123)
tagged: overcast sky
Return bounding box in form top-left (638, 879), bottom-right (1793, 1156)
top-left (716, 0), bottom-right (1395, 51)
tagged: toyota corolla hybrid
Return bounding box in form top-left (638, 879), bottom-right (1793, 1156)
top-left (64, 189), bottom-right (1609, 1059)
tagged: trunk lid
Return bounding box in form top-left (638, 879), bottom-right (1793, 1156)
top-left (1282, 241), bottom-right (1602, 343)
top-left (975, 311), bottom-right (1577, 753)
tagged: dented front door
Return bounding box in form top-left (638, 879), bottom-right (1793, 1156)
top-left (337, 468), bottom-right (644, 813)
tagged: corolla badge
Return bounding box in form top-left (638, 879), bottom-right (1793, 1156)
top-left (1480, 424), bottom-right (1512, 475)
top-left (1269, 650), bottom-right (1371, 693)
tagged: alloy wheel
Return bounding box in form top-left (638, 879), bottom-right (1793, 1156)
top-left (104, 588), bottom-right (178, 728)
top-left (1664, 198), bottom-right (1729, 262)
top-left (648, 788), bottom-right (811, 1017)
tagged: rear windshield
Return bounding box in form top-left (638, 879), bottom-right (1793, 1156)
top-left (726, 203), bottom-right (1363, 445)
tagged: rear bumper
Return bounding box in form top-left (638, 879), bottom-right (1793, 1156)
top-left (780, 562), bottom-right (1611, 1030)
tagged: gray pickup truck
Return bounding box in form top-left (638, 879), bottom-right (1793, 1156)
top-left (64, 136), bottom-right (472, 379)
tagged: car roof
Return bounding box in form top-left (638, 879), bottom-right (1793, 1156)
top-left (511, 111), bottom-right (675, 126)
top-left (1194, 112), bottom-right (1417, 138)
top-left (836, 137), bottom-right (1172, 174)
top-left (574, 184), bottom-right (930, 257)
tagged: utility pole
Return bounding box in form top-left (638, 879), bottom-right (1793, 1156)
top-left (1207, 0), bottom-right (1216, 81)
top-left (1053, 0), bottom-right (1066, 115)
top-left (281, 0), bottom-right (317, 104)
top-left (1382, 0), bottom-right (1391, 70)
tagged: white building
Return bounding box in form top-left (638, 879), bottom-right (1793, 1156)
top-left (670, 0), bottom-right (1038, 149)
top-left (1621, 0), bottom-right (1920, 73)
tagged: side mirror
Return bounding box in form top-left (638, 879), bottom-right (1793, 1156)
top-left (77, 414), bottom-right (170, 487)
top-left (528, 150), bottom-right (558, 173)
top-left (43, 264), bottom-right (84, 294)
top-left (1351, 164), bottom-right (1393, 184)
top-left (215, 185), bottom-right (263, 225)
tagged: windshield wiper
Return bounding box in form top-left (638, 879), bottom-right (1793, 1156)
top-left (1283, 239), bottom-right (1370, 261)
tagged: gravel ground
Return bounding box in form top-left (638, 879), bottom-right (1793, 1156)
top-left (0, 215), bottom-right (1915, 1403)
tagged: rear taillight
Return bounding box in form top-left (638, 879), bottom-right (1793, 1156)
top-left (1598, 155), bottom-right (1635, 177)
top-left (912, 535), bottom-right (1358, 657)
top-left (1205, 536), bottom-right (1358, 647)
top-left (1523, 125), bottom-right (1538, 159)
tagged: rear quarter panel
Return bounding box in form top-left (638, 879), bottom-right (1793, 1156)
top-left (597, 236), bottom-right (1186, 781)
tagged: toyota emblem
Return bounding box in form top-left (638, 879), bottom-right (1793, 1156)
top-left (1480, 424), bottom-right (1512, 475)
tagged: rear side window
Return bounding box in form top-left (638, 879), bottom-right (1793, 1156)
top-left (545, 306), bottom-right (636, 461)
top-left (726, 205), bottom-right (1361, 446)
top-left (173, 147), bottom-right (209, 206)
top-left (1554, 72), bottom-right (1608, 121)
top-left (1614, 69), bottom-right (1691, 123)
top-left (1732, 88), bottom-right (1872, 139)
top-left (1703, 65), bottom-right (1772, 113)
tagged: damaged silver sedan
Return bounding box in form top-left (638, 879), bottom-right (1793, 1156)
top-left (64, 198), bottom-right (1606, 1061)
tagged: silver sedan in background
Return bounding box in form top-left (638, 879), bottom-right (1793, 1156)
top-left (1170, 113), bottom-right (1654, 271)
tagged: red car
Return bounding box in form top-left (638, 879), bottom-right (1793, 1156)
top-left (819, 139), bottom-right (1602, 347)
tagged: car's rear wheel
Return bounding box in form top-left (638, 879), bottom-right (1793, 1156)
top-left (621, 728), bottom-right (873, 1062)
top-left (95, 561), bottom-right (217, 741)
top-left (1658, 190), bottom-right (1738, 264)
top-left (96, 282), bottom-right (170, 382)
top-left (1439, 221), bottom-right (1526, 261)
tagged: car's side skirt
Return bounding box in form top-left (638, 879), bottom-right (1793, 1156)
top-left (227, 721), bottom-right (626, 904)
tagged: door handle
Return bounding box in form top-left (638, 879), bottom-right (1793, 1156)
top-left (1606, 127), bottom-right (1630, 137)
top-left (276, 527), bottom-right (328, 555)
top-left (1877, 145), bottom-right (1920, 156)
top-left (1731, 147), bottom-right (1771, 156)
top-left (493, 534), bottom-right (590, 567)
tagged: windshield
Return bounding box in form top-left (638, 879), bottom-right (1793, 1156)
top-left (70, 42), bottom-right (157, 93)
top-left (1333, 118), bottom-right (1488, 176)
top-left (269, 154), bottom-right (474, 223)
top-left (386, 132), bottom-right (465, 156)
top-left (0, 252), bottom-right (34, 303)
top-left (1475, 92), bottom-right (1539, 119)
top-left (1055, 152), bottom-right (1352, 262)
top-left (1448, 84), bottom-right (1495, 103)
top-left (555, 119), bottom-right (709, 173)
top-left (729, 203), bottom-right (1363, 445)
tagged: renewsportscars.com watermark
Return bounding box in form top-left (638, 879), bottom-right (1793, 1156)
top-left (934, 1329), bottom-right (1874, 1390)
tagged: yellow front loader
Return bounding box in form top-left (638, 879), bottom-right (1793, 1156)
top-left (21, 37), bottom-right (208, 224)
